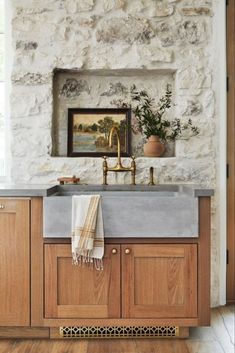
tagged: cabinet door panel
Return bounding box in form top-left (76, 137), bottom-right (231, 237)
top-left (122, 244), bottom-right (197, 319)
top-left (44, 244), bottom-right (120, 319)
top-left (0, 199), bottom-right (30, 326)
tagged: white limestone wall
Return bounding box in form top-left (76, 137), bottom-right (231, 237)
top-left (9, 0), bottom-right (226, 306)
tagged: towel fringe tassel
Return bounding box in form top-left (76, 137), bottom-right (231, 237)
top-left (72, 251), bottom-right (103, 271)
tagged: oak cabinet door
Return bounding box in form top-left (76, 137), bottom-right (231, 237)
top-left (122, 244), bottom-right (197, 319)
top-left (44, 244), bottom-right (120, 319)
top-left (0, 198), bottom-right (30, 326)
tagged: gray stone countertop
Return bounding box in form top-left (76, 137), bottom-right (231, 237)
top-left (0, 184), bottom-right (58, 197)
top-left (0, 183), bottom-right (214, 197)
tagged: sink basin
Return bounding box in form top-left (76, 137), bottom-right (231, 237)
top-left (50, 184), bottom-right (181, 195)
top-left (43, 184), bottom-right (198, 238)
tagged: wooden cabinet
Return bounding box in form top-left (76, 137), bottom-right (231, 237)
top-left (34, 197), bottom-right (210, 329)
top-left (0, 198), bottom-right (30, 326)
top-left (44, 243), bottom-right (197, 320)
top-left (44, 244), bottom-right (120, 319)
top-left (122, 244), bottom-right (197, 318)
top-left (0, 195), bottom-right (210, 336)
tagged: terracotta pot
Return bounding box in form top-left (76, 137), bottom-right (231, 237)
top-left (143, 135), bottom-right (166, 157)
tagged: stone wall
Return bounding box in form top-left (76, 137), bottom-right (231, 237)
top-left (10, 0), bottom-right (222, 306)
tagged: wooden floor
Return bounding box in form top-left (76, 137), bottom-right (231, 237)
top-left (0, 306), bottom-right (234, 353)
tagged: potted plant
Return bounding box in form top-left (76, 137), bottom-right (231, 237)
top-left (131, 84), bottom-right (199, 157)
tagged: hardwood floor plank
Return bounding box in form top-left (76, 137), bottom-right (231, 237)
top-left (25, 340), bottom-right (54, 353)
top-left (50, 340), bottom-right (88, 353)
top-left (135, 339), bottom-right (159, 353)
top-left (0, 340), bottom-right (16, 353)
top-left (135, 339), bottom-right (190, 353)
top-left (67, 340), bottom-right (88, 353)
top-left (8, 339), bottom-right (37, 353)
top-left (173, 340), bottom-right (191, 353)
top-left (87, 339), bottom-right (136, 353)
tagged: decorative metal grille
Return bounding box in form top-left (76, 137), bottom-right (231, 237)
top-left (59, 326), bottom-right (179, 339)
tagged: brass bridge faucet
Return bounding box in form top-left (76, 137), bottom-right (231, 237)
top-left (102, 126), bottom-right (136, 185)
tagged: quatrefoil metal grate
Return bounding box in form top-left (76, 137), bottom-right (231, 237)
top-left (59, 326), bottom-right (179, 339)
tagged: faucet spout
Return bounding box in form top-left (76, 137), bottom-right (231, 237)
top-left (109, 126), bottom-right (122, 167)
top-left (102, 126), bottom-right (136, 185)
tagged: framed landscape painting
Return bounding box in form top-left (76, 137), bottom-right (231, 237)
top-left (67, 108), bottom-right (131, 157)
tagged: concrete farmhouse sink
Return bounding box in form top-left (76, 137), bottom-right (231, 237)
top-left (43, 184), bottom-right (199, 238)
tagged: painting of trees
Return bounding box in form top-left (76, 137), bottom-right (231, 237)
top-left (97, 116), bottom-right (114, 140)
top-left (68, 108), bottom-right (130, 156)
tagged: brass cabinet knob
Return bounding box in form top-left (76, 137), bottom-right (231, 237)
top-left (0, 204), bottom-right (5, 209)
top-left (125, 248), bottom-right (130, 254)
top-left (112, 248), bottom-right (117, 254)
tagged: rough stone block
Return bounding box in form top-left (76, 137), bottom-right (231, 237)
top-left (10, 86), bottom-right (52, 118)
top-left (65, 0), bottom-right (95, 13)
top-left (175, 137), bottom-right (214, 159)
top-left (14, 6), bottom-right (49, 16)
top-left (101, 82), bottom-right (128, 96)
top-left (181, 99), bottom-right (203, 116)
top-left (11, 72), bottom-right (52, 85)
top-left (102, 0), bottom-right (126, 12)
top-left (60, 78), bottom-right (90, 98)
top-left (180, 7), bottom-right (212, 16)
top-left (96, 16), bottom-right (155, 44)
top-left (138, 45), bottom-right (173, 63)
top-left (152, 3), bottom-right (174, 17)
top-left (74, 16), bottom-right (96, 28)
top-left (161, 158), bottom-right (215, 185)
top-left (181, 0), bottom-right (212, 5)
top-left (178, 20), bottom-right (206, 44)
top-left (177, 67), bottom-right (211, 90)
top-left (15, 41), bottom-right (38, 50)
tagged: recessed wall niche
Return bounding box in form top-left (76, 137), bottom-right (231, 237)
top-left (52, 69), bottom-right (175, 157)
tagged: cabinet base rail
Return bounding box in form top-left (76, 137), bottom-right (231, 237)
top-left (0, 326), bottom-right (189, 339)
top-left (51, 326), bottom-right (189, 339)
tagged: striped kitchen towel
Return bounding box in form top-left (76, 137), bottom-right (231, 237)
top-left (71, 195), bottom-right (104, 270)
